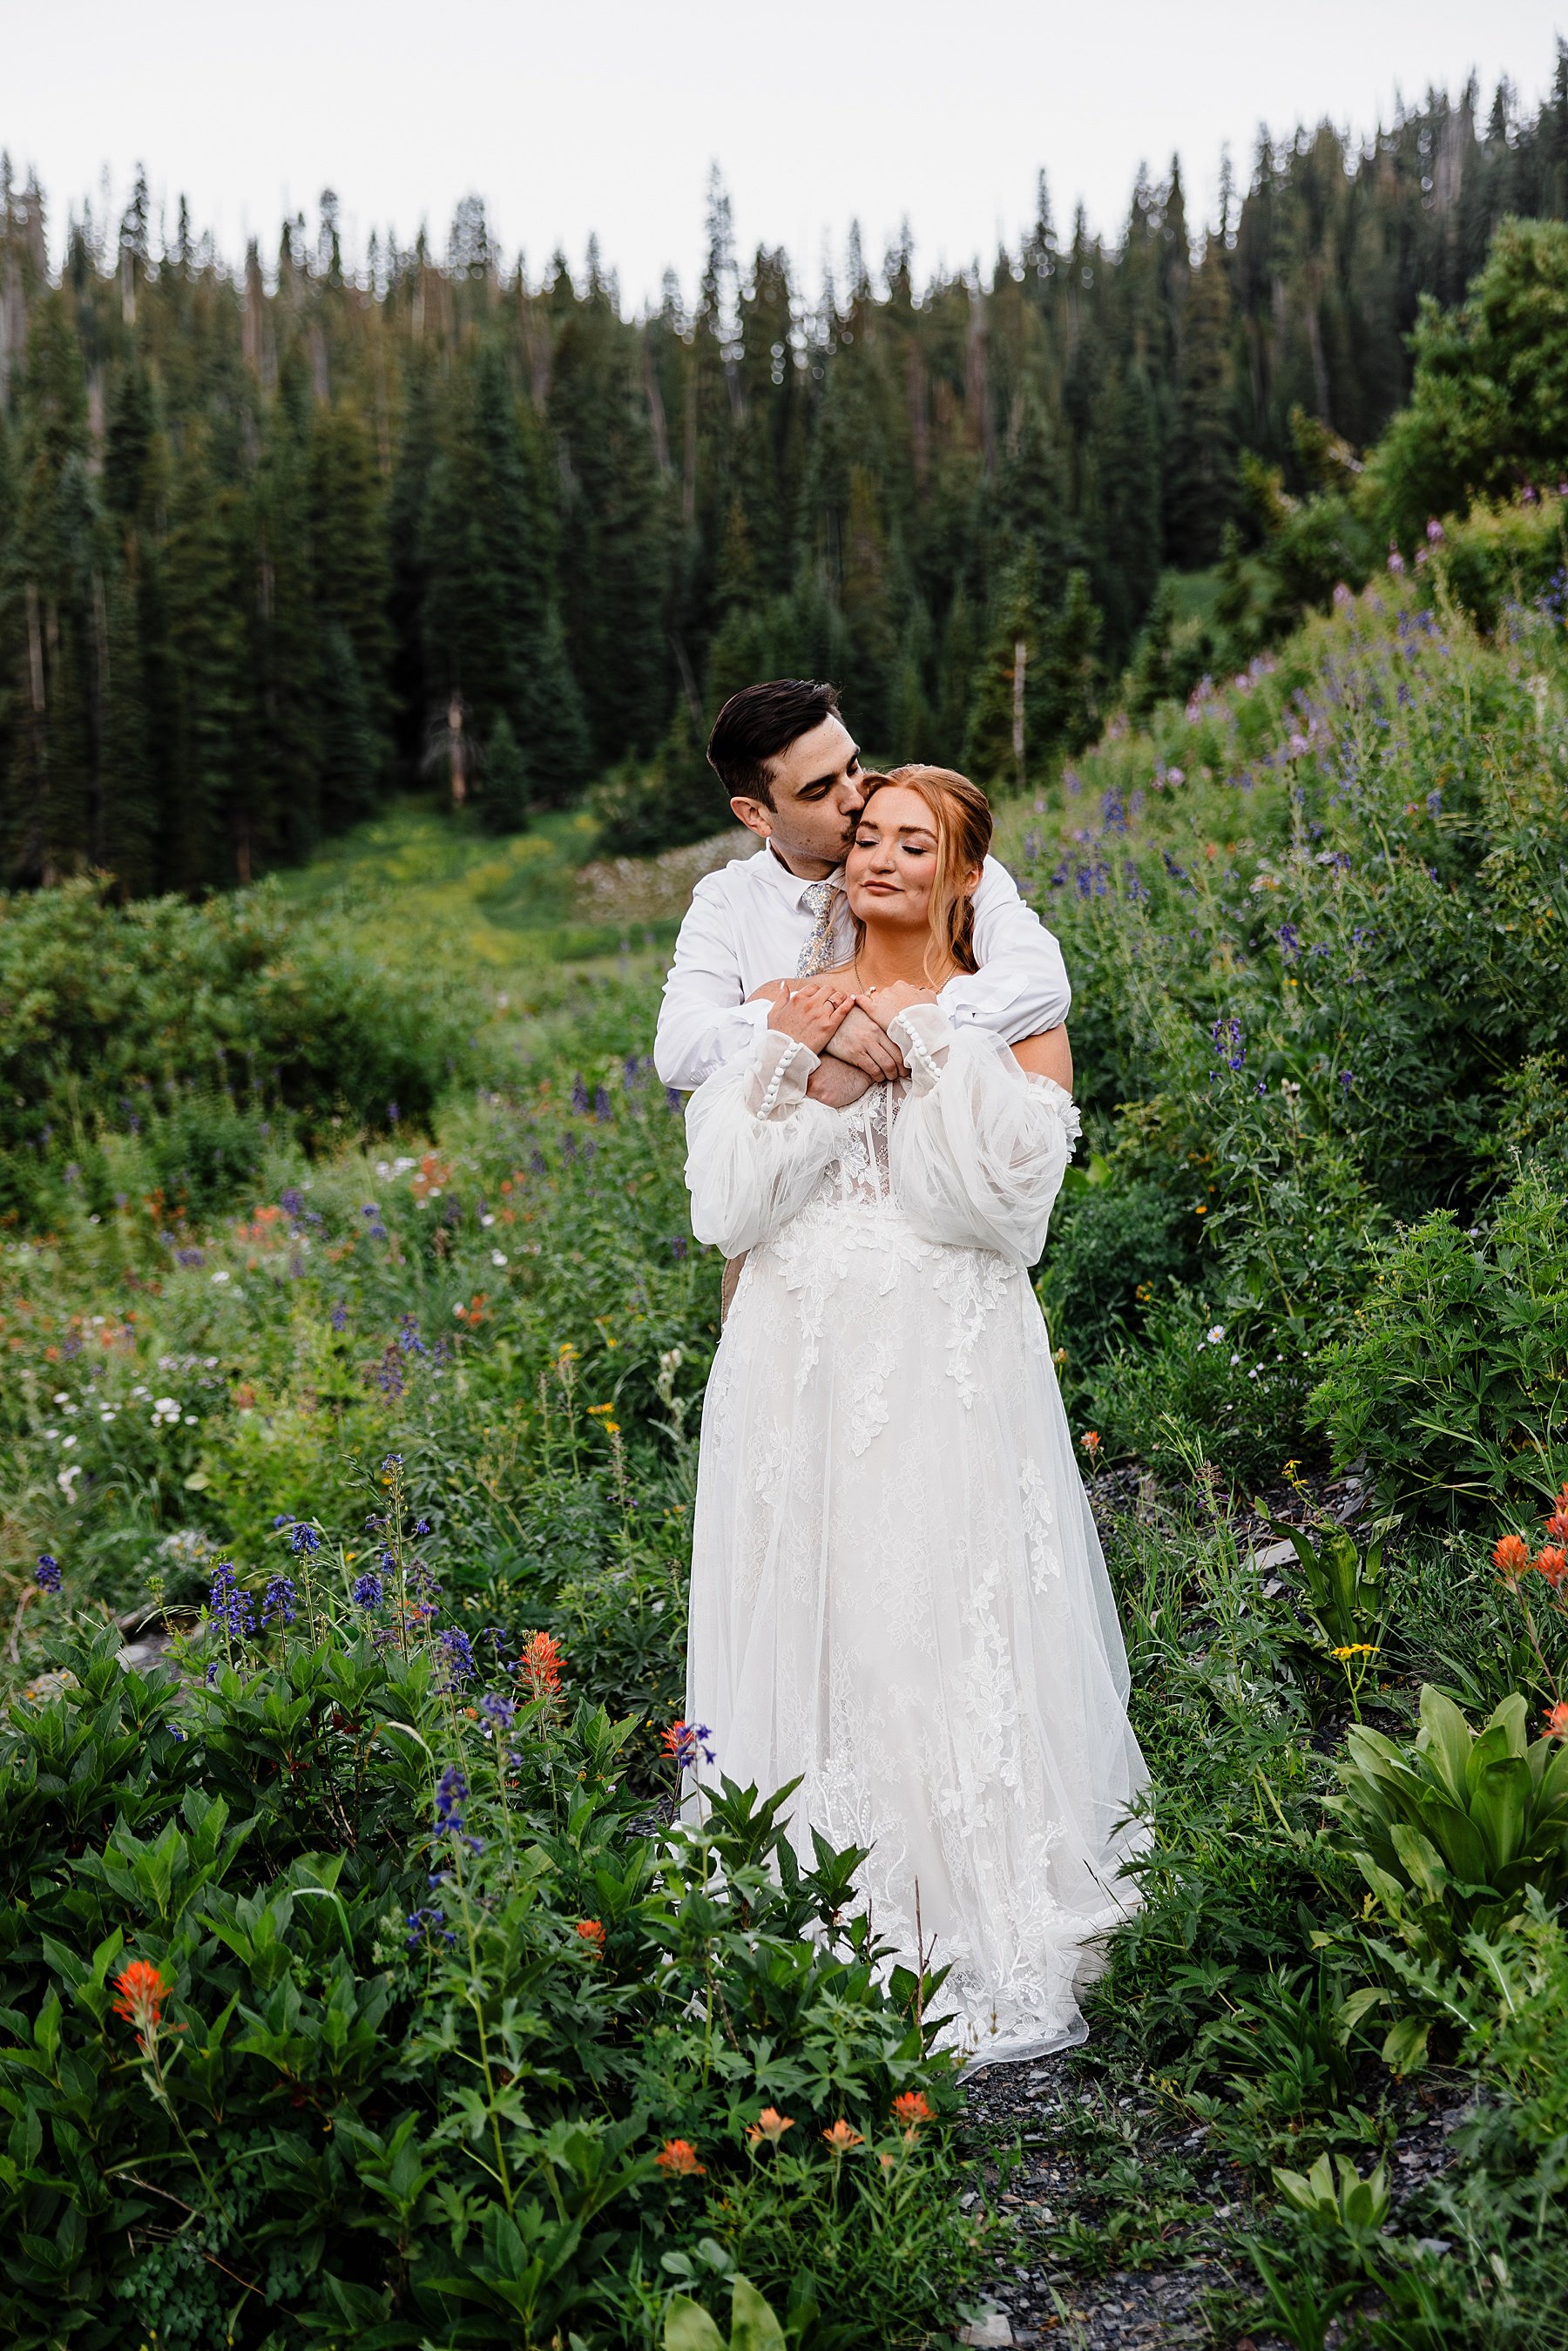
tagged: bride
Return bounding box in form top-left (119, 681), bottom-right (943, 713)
top-left (681, 764), bottom-right (1148, 2068)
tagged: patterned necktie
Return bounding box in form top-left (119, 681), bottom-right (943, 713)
top-left (795, 880), bottom-right (844, 976)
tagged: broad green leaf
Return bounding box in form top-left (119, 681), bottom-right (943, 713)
top-left (665, 2296), bottom-right (728, 2351)
top-left (731, 2275), bottom-right (787, 2351)
top-left (1382, 2014), bottom-right (1430, 2075)
top-left (1416, 1686), bottom-right (1472, 1807)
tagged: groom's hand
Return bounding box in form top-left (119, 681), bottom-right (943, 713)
top-left (852, 981), bottom-right (938, 1031)
top-left (754, 976), bottom-right (853, 1052)
top-left (820, 1003), bottom-right (907, 1081)
top-left (806, 1056), bottom-right (875, 1107)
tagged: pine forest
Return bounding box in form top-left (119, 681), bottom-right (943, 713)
top-left (4, 56), bottom-right (1568, 889)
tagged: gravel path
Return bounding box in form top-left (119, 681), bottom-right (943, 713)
top-left (953, 2043), bottom-right (1473, 2347)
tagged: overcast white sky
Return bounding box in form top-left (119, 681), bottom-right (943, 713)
top-left (3, 0), bottom-right (1563, 307)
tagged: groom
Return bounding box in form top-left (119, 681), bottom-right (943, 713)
top-left (653, 677), bottom-right (1071, 1106)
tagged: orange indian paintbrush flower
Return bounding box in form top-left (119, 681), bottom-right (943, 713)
top-left (1493, 1533), bottom-right (1532, 1581)
top-left (111, 1959), bottom-right (169, 2051)
top-left (746, 2106), bottom-right (795, 2146)
top-left (518, 1630), bottom-right (563, 1699)
top-left (654, 2138), bottom-right (705, 2177)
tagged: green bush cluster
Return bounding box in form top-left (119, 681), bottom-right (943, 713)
top-left (0, 879), bottom-right (475, 1224)
top-left (1014, 562), bottom-right (1568, 1503)
top-left (0, 1564), bottom-right (985, 2348)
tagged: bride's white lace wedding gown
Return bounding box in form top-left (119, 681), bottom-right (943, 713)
top-left (683, 1003), bottom-right (1149, 2069)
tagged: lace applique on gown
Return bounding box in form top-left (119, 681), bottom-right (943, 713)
top-left (683, 1006), bottom-right (1150, 2069)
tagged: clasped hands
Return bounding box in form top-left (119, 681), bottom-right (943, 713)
top-left (750, 976), bottom-right (937, 1106)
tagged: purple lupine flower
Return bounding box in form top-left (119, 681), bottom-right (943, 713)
top-left (352, 1572), bottom-right (384, 1609)
top-left (1210, 1017), bottom-right (1246, 1072)
top-left (479, 1692), bottom-right (517, 1730)
top-left (290, 1523), bottom-right (321, 1557)
top-left (208, 1561), bottom-right (254, 1639)
top-left (436, 1627), bottom-right (476, 1686)
top-left (261, 1576), bottom-right (297, 1627)
top-left (433, 1764), bottom-right (483, 1854)
top-left (330, 1300), bottom-right (349, 1332)
top-left (35, 1554), bottom-right (62, 1592)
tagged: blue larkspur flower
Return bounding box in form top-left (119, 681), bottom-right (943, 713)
top-left (35, 1554), bottom-right (62, 1591)
top-left (290, 1523), bottom-right (321, 1557)
top-left (261, 1576), bottom-right (297, 1628)
top-left (352, 1572), bottom-right (384, 1609)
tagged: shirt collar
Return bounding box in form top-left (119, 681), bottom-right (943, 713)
top-left (763, 841), bottom-right (846, 905)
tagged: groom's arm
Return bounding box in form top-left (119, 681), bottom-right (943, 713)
top-left (939, 855), bottom-right (1071, 1042)
top-left (653, 876), bottom-right (770, 1091)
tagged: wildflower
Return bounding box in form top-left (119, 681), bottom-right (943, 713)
top-left (575, 1918), bottom-right (607, 1955)
top-left (1331, 1644), bottom-right (1380, 1660)
top-left (1545, 1703), bottom-right (1568, 1740)
top-left (35, 1554), bottom-right (62, 1591)
top-left (1210, 1015), bottom-right (1246, 1071)
top-left (747, 2106), bottom-right (796, 2146)
top-left (1206, 1325), bottom-right (1225, 1345)
top-left (352, 1571), bottom-right (384, 1609)
top-left (112, 1959), bottom-right (169, 2051)
top-left (434, 1764), bottom-right (481, 1853)
top-left (479, 1691), bottom-right (517, 1731)
top-left (1536, 1546), bottom-right (1568, 1589)
top-left (655, 2138), bottom-right (705, 2178)
top-left (518, 1630), bottom-right (564, 1699)
top-left (1339, 1071), bottom-right (1355, 1095)
top-left (663, 1719), bottom-right (715, 1770)
top-left (260, 1576), bottom-right (296, 1628)
top-left (290, 1523), bottom-right (321, 1557)
top-left (406, 1904), bottom-right (456, 1951)
top-left (1494, 1533), bottom-right (1533, 1583)
top-left (892, 2091), bottom-right (934, 2131)
top-left (436, 1626), bottom-right (476, 1686)
top-left (1079, 1431), bottom-right (1101, 1456)
top-left (821, 2120), bottom-right (864, 2152)
top-left (207, 1560), bottom-right (253, 1640)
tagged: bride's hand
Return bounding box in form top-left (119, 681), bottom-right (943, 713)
top-left (756, 976), bottom-right (853, 1052)
top-left (851, 980), bottom-right (938, 1032)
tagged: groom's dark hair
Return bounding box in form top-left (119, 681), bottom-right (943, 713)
top-left (706, 679), bottom-right (841, 807)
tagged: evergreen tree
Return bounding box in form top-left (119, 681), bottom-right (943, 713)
top-left (1034, 570), bottom-right (1104, 756)
top-left (480, 712), bottom-right (530, 834)
top-left (963, 557), bottom-right (1046, 789)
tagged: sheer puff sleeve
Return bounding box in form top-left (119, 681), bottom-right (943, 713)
top-left (888, 1003), bottom-right (1081, 1266)
top-left (684, 1029), bottom-right (843, 1257)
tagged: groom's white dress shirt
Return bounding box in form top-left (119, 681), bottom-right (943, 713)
top-left (653, 841), bottom-right (1071, 1092)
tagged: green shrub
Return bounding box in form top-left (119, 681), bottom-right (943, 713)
top-left (1309, 1168), bottom-right (1568, 1517)
top-left (1428, 497), bottom-right (1568, 632)
top-left (0, 1567), bottom-right (981, 2347)
top-left (1324, 1686), bottom-right (1568, 1998)
top-left (0, 878), bottom-right (474, 1221)
top-left (1079, 1287), bottom-right (1312, 1486)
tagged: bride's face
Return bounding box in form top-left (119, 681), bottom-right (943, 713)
top-left (846, 784), bottom-right (972, 932)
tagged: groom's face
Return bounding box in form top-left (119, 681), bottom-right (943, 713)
top-left (731, 714), bottom-right (866, 875)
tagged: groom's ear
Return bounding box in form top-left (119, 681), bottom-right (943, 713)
top-left (731, 795), bottom-right (775, 842)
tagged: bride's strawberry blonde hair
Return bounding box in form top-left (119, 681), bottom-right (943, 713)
top-left (852, 764), bottom-right (993, 981)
